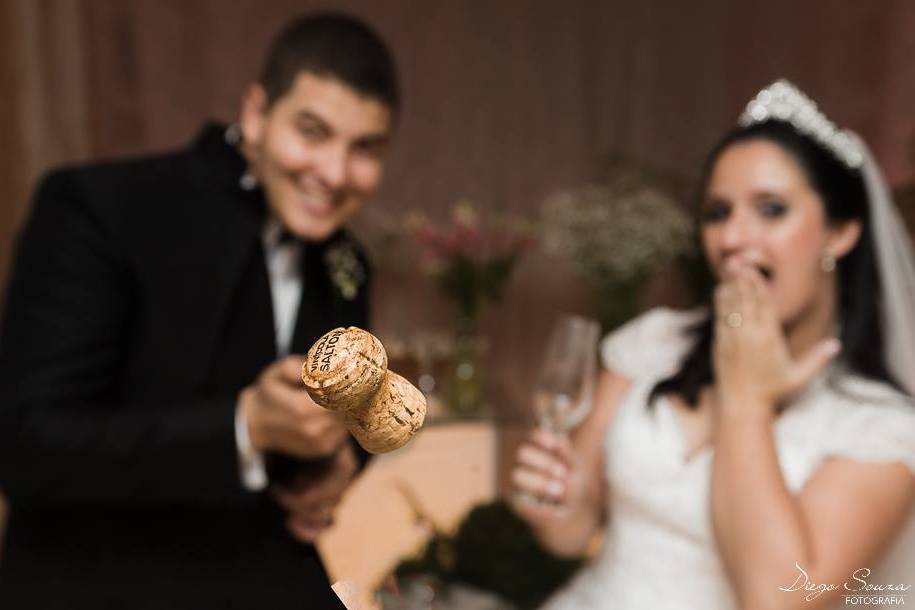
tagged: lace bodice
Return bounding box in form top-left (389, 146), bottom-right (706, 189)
top-left (542, 308), bottom-right (915, 610)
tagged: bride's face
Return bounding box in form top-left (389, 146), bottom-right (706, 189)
top-left (700, 139), bottom-right (849, 324)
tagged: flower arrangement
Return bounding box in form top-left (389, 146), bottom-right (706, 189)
top-left (541, 157), bottom-right (695, 330)
top-left (407, 202), bottom-right (534, 414)
top-left (409, 202), bottom-right (535, 327)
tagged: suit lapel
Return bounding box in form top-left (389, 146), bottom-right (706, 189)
top-left (163, 127), bottom-right (269, 392)
top-left (290, 235), bottom-right (369, 355)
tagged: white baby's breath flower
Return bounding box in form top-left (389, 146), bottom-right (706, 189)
top-left (541, 182), bottom-right (693, 286)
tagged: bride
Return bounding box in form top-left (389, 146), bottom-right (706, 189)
top-left (510, 80), bottom-right (915, 610)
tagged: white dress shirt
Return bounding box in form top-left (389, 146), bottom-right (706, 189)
top-left (235, 219), bottom-right (303, 491)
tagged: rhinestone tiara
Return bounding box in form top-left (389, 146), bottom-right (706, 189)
top-left (738, 79), bottom-right (863, 169)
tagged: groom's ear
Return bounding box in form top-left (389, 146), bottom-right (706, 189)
top-left (239, 84), bottom-right (269, 146)
top-left (827, 219), bottom-right (862, 260)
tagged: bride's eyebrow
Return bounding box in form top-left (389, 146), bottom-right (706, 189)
top-left (700, 193), bottom-right (730, 207)
top-left (748, 189), bottom-right (790, 201)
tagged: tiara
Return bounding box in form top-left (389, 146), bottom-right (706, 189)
top-left (738, 79), bottom-right (863, 169)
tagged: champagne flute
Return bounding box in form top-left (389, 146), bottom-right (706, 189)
top-left (533, 314), bottom-right (600, 437)
top-left (516, 314), bottom-right (599, 507)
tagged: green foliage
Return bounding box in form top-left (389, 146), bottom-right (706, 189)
top-left (436, 254), bottom-right (519, 323)
top-left (393, 501), bottom-right (583, 610)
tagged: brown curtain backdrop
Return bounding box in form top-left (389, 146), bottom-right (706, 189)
top-left (1, 0), bottom-right (914, 501)
top-left (0, 0), bottom-right (90, 294)
top-left (68, 1), bottom-right (915, 180)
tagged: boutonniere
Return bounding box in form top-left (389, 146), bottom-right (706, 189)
top-left (324, 239), bottom-right (366, 301)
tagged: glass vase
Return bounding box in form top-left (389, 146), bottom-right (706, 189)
top-left (444, 314), bottom-right (485, 417)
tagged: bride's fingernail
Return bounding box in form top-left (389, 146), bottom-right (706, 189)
top-left (548, 481), bottom-right (564, 496)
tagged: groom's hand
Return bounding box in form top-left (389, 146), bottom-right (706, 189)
top-left (271, 442), bottom-right (359, 543)
top-left (239, 356), bottom-right (349, 459)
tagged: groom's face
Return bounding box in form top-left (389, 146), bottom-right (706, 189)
top-left (240, 71), bottom-right (393, 240)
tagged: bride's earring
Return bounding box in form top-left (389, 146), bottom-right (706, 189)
top-left (821, 252), bottom-right (837, 272)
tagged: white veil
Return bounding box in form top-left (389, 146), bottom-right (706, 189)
top-left (852, 133), bottom-right (915, 397)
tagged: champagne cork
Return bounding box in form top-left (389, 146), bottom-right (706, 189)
top-left (344, 371), bottom-right (426, 454)
top-left (302, 327), bottom-right (388, 410)
top-left (302, 327), bottom-right (426, 453)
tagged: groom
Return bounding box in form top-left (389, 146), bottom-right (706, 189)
top-left (0, 12), bottom-right (398, 609)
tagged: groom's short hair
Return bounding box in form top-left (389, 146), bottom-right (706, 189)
top-left (259, 12), bottom-right (400, 114)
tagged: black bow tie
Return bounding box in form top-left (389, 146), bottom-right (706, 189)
top-left (277, 230), bottom-right (297, 245)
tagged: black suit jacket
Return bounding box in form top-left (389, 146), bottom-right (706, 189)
top-left (0, 124), bottom-right (370, 609)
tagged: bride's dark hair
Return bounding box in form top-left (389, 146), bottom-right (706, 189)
top-left (650, 120), bottom-right (901, 408)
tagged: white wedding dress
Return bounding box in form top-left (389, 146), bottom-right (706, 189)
top-left (541, 308), bottom-right (915, 610)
